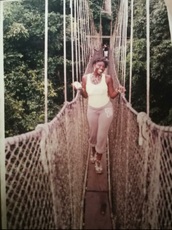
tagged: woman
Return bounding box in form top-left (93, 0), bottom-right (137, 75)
top-left (72, 57), bottom-right (125, 174)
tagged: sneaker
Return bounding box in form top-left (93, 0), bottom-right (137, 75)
top-left (90, 152), bottom-right (96, 164)
top-left (95, 160), bottom-right (103, 174)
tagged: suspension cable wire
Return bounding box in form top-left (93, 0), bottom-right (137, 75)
top-left (112, 0), bottom-right (127, 78)
top-left (123, 0), bottom-right (128, 88)
top-left (80, 0), bottom-right (86, 76)
top-left (76, 0), bottom-right (79, 76)
top-left (79, 0), bottom-right (83, 76)
top-left (81, 0), bottom-right (90, 76)
top-left (80, 0), bottom-right (85, 77)
top-left (86, 1), bottom-right (91, 58)
top-left (0, 3), bottom-right (7, 230)
top-left (70, 0), bottom-right (75, 98)
top-left (63, 0), bottom-right (67, 102)
top-left (82, 0), bottom-right (86, 68)
top-left (89, 6), bottom-right (95, 52)
top-left (76, 0), bottom-right (81, 81)
top-left (121, 0), bottom-right (126, 84)
top-left (116, 0), bottom-right (125, 82)
top-left (129, 0), bottom-right (134, 104)
top-left (124, 0), bottom-right (128, 87)
top-left (121, 0), bottom-right (128, 87)
top-left (78, 0), bottom-right (91, 75)
top-left (74, 0), bottom-right (78, 82)
top-left (88, 1), bottom-right (92, 58)
top-left (116, 3), bottom-right (123, 73)
top-left (82, 0), bottom-right (87, 71)
top-left (164, 0), bottom-right (172, 42)
top-left (84, 0), bottom-right (90, 68)
top-left (81, 0), bottom-right (85, 72)
top-left (100, 8), bottom-right (102, 46)
top-left (44, 0), bottom-right (48, 122)
top-left (146, 0), bottom-right (150, 116)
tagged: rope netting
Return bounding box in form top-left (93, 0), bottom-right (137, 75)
top-left (3, 0), bottom-right (103, 228)
top-left (108, 1), bottom-right (172, 228)
top-left (5, 94), bottom-right (88, 229)
top-left (3, 0), bottom-right (172, 229)
top-left (108, 47), bottom-right (172, 229)
top-left (4, 45), bottom-right (102, 229)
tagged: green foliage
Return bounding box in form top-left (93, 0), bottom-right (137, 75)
top-left (126, 0), bottom-right (172, 125)
top-left (4, 1), bottom-right (72, 137)
top-left (4, 0), bottom-right (172, 138)
top-left (150, 40), bottom-right (172, 125)
top-left (126, 39), bottom-right (147, 111)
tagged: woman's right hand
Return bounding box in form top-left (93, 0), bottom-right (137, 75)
top-left (72, 81), bottom-right (82, 90)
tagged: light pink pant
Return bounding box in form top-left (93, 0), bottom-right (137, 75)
top-left (87, 101), bottom-right (114, 154)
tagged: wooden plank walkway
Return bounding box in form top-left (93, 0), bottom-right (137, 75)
top-left (83, 149), bottom-right (114, 229)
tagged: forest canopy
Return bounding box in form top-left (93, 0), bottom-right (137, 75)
top-left (3, 0), bottom-right (172, 137)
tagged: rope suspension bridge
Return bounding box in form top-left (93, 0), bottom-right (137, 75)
top-left (1, 0), bottom-right (172, 229)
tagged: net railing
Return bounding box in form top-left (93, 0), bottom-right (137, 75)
top-left (108, 51), bottom-right (172, 229)
top-left (4, 44), bottom-right (172, 230)
top-left (5, 93), bottom-right (89, 229)
top-left (4, 49), bottom-right (102, 229)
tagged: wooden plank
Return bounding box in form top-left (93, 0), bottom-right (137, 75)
top-left (84, 191), bottom-right (112, 229)
top-left (86, 153), bottom-right (108, 191)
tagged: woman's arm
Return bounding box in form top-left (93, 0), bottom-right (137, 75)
top-left (71, 75), bottom-right (88, 98)
top-left (80, 75), bottom-right (88, 98)
top-left (106, 75), bottom-right (125, 99)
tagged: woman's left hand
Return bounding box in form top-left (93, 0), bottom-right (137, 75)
top-left (117, 85), bottom-right (126, 94)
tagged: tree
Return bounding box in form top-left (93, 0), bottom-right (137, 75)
top-left (125, 0), bottom-right (172, 125)
top-left (4, 1), bottom-right (72, 137)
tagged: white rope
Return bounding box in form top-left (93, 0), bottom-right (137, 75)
top-left (123, 0), bottom-right (128, 88)
top-left (84, 0), bottom-right (90, 67)
top-left (80, 0), bottom-right (85, 73)
top-left (77, 0), bottom-right (81, 81)
top-left (121, 1), bottom-right (126, 85)
top-left (164, 0), bottom-right (172, 42)
top-left (146, 0), bottom-right (150, 116)
top-left (70, 0), bottom-right (75, 98)
top-left (63, 0), bottom-right (67, 102)
top-left (0, 2), bottom-right (7, 229)
top-left (116, 3), bottom-right (123, 73)
top-left (74, 0), bottom-right (78, 82)
top-left (86, 1), bottom-right (91, 59)
top-left (82, 0), bottom-right (87, 71)
top-left (44, 0), bottom-right (48, 122)
top-left (129, 0), bottom-right (134, 104)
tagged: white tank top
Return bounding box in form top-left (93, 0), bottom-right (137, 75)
top-left (86, 73), bottom-right (109, 108)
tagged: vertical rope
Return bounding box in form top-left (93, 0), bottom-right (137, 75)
top-left (116, 4), bottom-right (123, 73)
top-left (164, 0), bottom-right (172, 42)
top-left (70, 0), bottom-right (75, 98)
top-left (76, 0), bottom-right (81, 81)
top-left (84, 0), bottom-right (90, 67)
top-left (123, 0), bottom-right (128, 88)
top-left (44, 0), bottom-right (48, 122)
top-left (0, 2), bottom-right (7, 229)
top-left (121, 1), bottom-right (126, 84)
top-left (100, 9), bottom-right (102, 46)
top-left (85, 1), bottom-right (91, 62)
top-left (129, 0), bottom-right (134, 104)
top-left (63, 0), bottom-right (67, 102)
top-left (82, 0), bottom-right (87, 71)
top-left (146, 0), bottom-right (150, 116)
top-left (74, 0), bottom-right (78, 81)
top-left (80, 0), bottom-right (85, 73)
